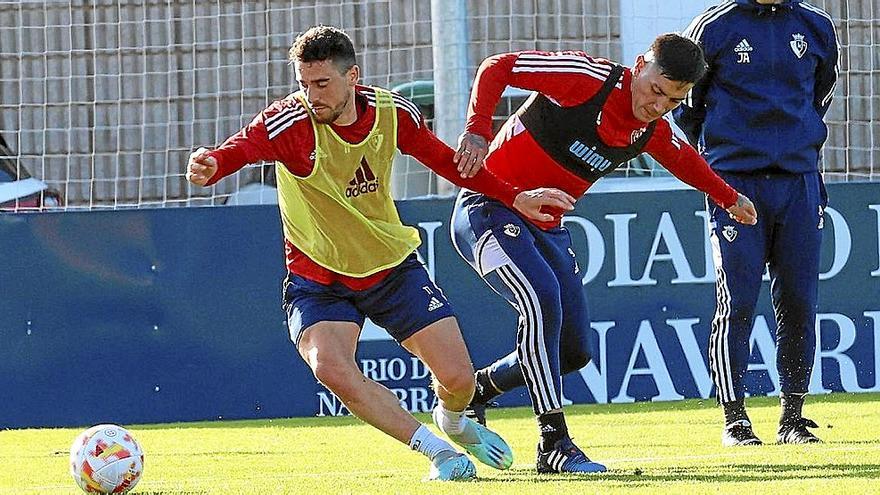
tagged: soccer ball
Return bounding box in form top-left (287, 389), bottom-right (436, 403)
top-left (69, 424), bottom-right (144, 494)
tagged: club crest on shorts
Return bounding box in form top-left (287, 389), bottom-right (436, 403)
top-left (503, 223), bottom-right (521, 237)
top-left (790, 33), bottom-right (807, 59)
top-left (722, 225), bottom-right (738, 242)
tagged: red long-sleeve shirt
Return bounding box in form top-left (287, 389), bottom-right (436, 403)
top-left (466, 51), bottom-right (739, 229)
top-left (206, 85), bottom-right (521, 289)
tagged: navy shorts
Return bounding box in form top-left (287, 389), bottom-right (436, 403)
top-left (282, 254), bottom-right (455, 345)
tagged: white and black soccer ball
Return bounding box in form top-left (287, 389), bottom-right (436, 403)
top-left (69, 424), bottom-right (144, 494)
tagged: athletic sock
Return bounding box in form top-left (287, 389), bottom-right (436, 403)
top-left (537, 412), bottom-right (569, 451)
top-left (434, 405), bottom-right (466, 435)
top-left (722, 398), bottom-right (749, 425)
top-left (409, 424), bottom-right (456, 461)
top-left (780, 392), bottom-right (806, 424)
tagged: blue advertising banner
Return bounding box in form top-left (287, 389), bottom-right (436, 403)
top-left (1, 183), bottom-right (878, 428)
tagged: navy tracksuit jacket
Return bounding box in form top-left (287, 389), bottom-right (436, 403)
top-left (673, 0), bottom-right (839, 402)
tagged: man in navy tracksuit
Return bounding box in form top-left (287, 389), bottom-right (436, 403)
top-left (674, 0), bottom-right (838, 446)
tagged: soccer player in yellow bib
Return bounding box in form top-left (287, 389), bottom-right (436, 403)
top-left (186, 25), bottom-right (576, 481)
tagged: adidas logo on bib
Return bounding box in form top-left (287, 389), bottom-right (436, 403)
top-left (346, 156), bottom-right (379, 197)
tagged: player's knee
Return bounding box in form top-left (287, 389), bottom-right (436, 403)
top-left (558, 328), bottom-right (593, 373)
top-left (562, 348), bottom-right (591, 373)
top-left (435, 367), bottom-right (475, 400)
top-left (311, 357), bottom-right (359, 396)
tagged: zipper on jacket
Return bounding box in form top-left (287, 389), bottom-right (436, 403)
top-left (768, 13), bottom-right (780, 163)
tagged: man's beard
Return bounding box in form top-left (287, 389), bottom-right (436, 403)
top-left (312, 100), bottom-right (347, 124)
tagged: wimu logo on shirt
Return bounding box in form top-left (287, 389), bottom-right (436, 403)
top-left (568, 140), bottom-right (613, 172)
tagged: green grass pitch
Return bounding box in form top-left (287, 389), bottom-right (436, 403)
top-left (2, 392), bottom-right (879, 494)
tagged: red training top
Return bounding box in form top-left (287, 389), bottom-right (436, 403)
top-left (206, 85), bottom-right (521, 289)
top-left (465, 51), bottom-right (739, 229)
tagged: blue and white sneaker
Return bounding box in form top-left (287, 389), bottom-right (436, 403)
top-left (428, 451), bottom-right (477, 481)
top-left (536, 437), bottom-right (607, 474)
top-left (433, 407), bottom-right (514, 470)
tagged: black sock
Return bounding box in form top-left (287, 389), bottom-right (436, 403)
top-left (722, 399), bottom-right (749, 425)
top-left (472, 369), bottom-right (501, 404)
top-left (780, 392), bottom-right (805, 425)
top-left (537, 412), bottom-right (569, 451)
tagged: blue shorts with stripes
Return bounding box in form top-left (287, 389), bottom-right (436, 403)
top-left (282, 253), bottom-right (455, 346)
top-left (451, 190), bottom-right (593, 415)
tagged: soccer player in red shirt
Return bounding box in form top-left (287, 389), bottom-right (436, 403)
top-left (451, 33), bottom-right (757, 473)
top-left (186, 25), bottom-right (575, 481)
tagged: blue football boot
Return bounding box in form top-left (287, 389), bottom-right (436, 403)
top-left (536, 437), bottom-right (607, 474)
top-left (433, 406), bottom-right (514, 470)
top-left (427, 451), bottom-right (476, 481)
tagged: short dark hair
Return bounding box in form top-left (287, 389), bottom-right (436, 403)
top-left (650, 33), bottom-right (707, 84)
top-left (289, 25), bottom-right (357, 73)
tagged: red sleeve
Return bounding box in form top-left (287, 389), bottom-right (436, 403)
top-left (646, 121), bottom-right (739, 209)
top-left (204, 98), bottom-right (314, 186)
top-left (203, 112), bottom-right (275, 186)
top-left (464, 51), bottom-right (607, 140)
top-left (396, 108), bottom-right (521, 207)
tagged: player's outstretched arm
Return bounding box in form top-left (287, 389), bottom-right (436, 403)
top-left (513, 187), bottom-right (576, 223)
top-left (726, 193), bottom-right (757, 225)
top-left (186, 147), bottom-right (218, 187)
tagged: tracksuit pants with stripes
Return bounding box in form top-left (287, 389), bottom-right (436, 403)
top-left (452, 191), bottom-right (592, 415)
top-left (708, 171), bottom-right (826, 403)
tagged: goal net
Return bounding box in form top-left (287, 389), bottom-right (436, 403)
top-left (0, 0), bottom-right (875, 211)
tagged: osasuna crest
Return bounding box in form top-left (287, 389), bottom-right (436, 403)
top-left (722, 225), bottom-right (738, 242)
top-left (630, 127), bottom-right (646, 144)
top-left (503, 223), bottom-right (521, 237)
top-left (368, 133), bottom-right (384, 151)
top-left (790, 33), bottom-right (807, 59)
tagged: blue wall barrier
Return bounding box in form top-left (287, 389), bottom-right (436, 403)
top-left (1, 183), bottom-right (878, 428)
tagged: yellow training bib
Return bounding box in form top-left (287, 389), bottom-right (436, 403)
top-left (275, 88), bottom-right (421, 277)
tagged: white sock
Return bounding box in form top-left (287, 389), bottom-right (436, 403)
top-left (408, 425), bottom-right (456, 461)
top-left (433, 405), bottom-right (466, 436)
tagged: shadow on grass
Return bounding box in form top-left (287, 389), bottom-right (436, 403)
top-left (833, 439), bottom-right (880, 445)
top-left (119, 392), bottom-right (879, 431)
top-left (481, 463), bottom-right (880, 484)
